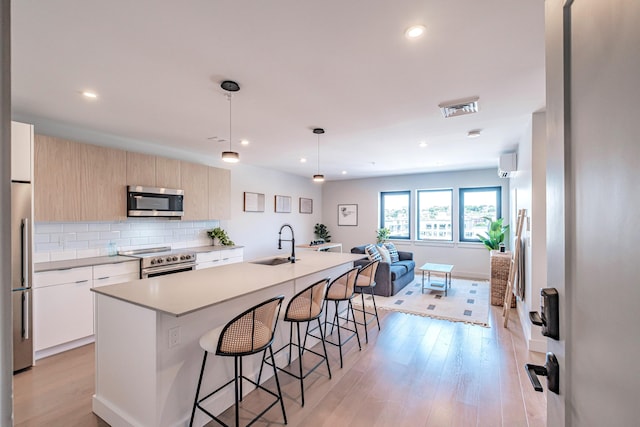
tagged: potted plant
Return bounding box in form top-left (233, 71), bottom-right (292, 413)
top-left (314, 223), bottom-right (331, 242)
top-left (376, 227), bottom-right (391, 244)
top-left (476, 217), bottom-right (509, 250)
top-left (207, 227), bottom-right (235, 246)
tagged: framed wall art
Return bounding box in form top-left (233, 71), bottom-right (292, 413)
top-left (243, 192), bottom-right (265, 212)
top-left (299, 197), bottom-right (313, 214)
top-left (274, 195), bottom-right (292, 213)
top-left (338, 204), bottom-right (358, 226)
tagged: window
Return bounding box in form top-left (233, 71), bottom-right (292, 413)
top-left (459, 186), bottom-right (502, 242)
top-left (380, 191), bottom-right (410, 239)
top-left (417, 189), bottom-right (452, 241)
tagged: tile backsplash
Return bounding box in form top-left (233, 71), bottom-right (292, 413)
top-left (33, 219), bottom-right (219, 263)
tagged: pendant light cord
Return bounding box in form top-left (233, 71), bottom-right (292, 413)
top-left (317, 133), bottom-right (320, 175)
top-left (228, 94), bottom-right (233, 151)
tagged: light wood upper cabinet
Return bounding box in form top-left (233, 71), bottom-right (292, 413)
top-left (126, 152), bottom-right (156, 187)
top-left (126, 153), bottom-right (181, 190)
top-left (180, 161), bottom-right (209, 220)
top-left (35, 135), bottom-right (126, 221)
top-left (208, 167), bottom-right (231, 220)
top-left (35, 135), bottom-right (83, 221)
top-left (80, 144), bottom-right (126, 220)
top-left (155, 157), bottom-right (181, 189)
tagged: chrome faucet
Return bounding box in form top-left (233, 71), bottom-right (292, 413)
top-left (278, 224), bottom-right (296, 263)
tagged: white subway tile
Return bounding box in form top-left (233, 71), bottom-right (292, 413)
top-left (89, 223), bottom-right (111, 232)
top-left (36, 242), bottom-right (63, 252)
top-left (120, 230), bottom-right (140, 238)
top-left (110, 222), bottom-right (131, 231)
top-left (65, 240), bottom-right (89, 250)
top-left (63, 223), bottom-right (89, 233)
top-left (76, 231), bottom-right (101, 241)
top-left (130, 237), bottom-right (150, 246)
top-left (35, 223), bottom-right (63, 234)
top-left (34, 234), bottom-right (50, 243)
top-left (100, 231), bottom-right (121, 240)
top-left (50, 250), bottom-right (77, 261)
top-left (32, 252), bottom-right (50, 263)
top-left (77, 248), bottom-right (100, 258)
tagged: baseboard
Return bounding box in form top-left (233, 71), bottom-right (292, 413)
top-left (35, 335), bottom-right (95, 360)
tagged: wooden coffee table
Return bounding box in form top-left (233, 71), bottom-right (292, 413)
top-left (419, 262), bottom-right (454, 296)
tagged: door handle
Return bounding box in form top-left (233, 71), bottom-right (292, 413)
top-left (525, 352), bottom-right (559, 394)
top-left (22, 219), bottom-right (30, 288)
top-left (22, 290), bottom-right (30, 340)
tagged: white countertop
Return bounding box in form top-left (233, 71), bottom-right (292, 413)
top-left (92, 251), bottom-right (365, 317)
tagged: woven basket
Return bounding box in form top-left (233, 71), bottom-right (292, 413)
top-left (490, 251), bottom-right (516, 307)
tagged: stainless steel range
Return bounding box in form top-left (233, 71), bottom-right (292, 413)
top-left (119, 246), bottom-right (196, 279)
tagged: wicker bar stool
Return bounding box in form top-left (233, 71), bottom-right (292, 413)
top-left (352, 260), bottom-right (381, 343)
top-left (189, 295), bottom-right (287, 427)
top-left (259, 277), bottom-right (331, 407)
top-left (321, 266), bottom-right (361, 369)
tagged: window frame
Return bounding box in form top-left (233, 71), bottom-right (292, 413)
top-left (458, 186), bottom-right (502, 243)
top-left (379, 190), bottom-right (411, 240)
top-left (416, 188), bottom-right (453, 242)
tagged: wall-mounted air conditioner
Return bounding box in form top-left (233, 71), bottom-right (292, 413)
top-left (498, 153), bottom-right (517, 178)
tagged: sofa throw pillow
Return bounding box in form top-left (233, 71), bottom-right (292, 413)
top-left (384, 242), bottom-right (400, 263)
top-left (364, 244), bottom-right (382, 262)
top-left (377, 244), bottom-right (391, 263)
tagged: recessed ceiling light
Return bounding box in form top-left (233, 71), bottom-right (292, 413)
top-left (419, 141), bottom-right (428, 148)
top-left (341, 170), bottom-right (347, 175)
top-left (82, 90), bottom-right (98, 99)
top-left (467, 130), bottom-right (482, 138)
top-left (240, 139), bottom-right (250, 145)
top-left (405, 25), bottom-right (426, 39)
top-left (300, 157), bottom-right (307, 163)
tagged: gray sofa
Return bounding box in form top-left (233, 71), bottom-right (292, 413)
top-left (351, 245), bottom-right (416, 297)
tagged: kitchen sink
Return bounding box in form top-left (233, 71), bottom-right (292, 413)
top-left (250, 257), bottom-right (297, 266)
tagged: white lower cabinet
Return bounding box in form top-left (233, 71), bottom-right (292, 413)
top-left (33, 266), bottom-right (93, 352)
top-left (33, 260), bottom-right (139, 356)
top-left (195, 247), bottom-right (243, 270)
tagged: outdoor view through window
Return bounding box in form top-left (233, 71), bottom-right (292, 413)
top-left (380, 187), bottom-right (501, 242)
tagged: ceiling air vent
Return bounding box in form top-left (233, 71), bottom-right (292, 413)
top-left (438, 96), bottom-right (479, 118)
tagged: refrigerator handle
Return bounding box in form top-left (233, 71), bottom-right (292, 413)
top-left (22, 290), bottom-right (30, 340)
top-left (22, 218), bottom-right (30, 288)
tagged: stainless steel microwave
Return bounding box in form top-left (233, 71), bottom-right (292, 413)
top-left (127, 186), bottom-right (184, 217)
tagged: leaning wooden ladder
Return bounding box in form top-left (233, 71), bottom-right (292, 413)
top-left (503, 208), bottom-right (527, 328)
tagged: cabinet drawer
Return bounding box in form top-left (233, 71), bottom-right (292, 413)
top-left (93, 273), bottom-right (139, 288)
top-left (93, 261), bottom-right (139, 280)
top-left (196, 251), bottom-right (221, 263)
top-left (33, 266), bottom-right (92, 288)
top-left (220, 248), bottom-right (243, 262)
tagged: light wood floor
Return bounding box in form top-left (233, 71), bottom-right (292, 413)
top-left (13, 306), bottom-right (546, 427)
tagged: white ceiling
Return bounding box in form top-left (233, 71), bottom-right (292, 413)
top-left (11, 0), bottom-right (545, 181)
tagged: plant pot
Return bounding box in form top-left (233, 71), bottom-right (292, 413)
top-left (212, 237), bottom-right (221, 246)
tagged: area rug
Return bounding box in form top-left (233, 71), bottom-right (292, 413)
top-left (354, 278), bottom-right (490, 327)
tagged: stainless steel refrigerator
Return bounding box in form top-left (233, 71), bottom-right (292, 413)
top-left (11, 182), bottom-right (33, 371)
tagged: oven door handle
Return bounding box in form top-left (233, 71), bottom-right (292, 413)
top-left (142, 262), bottom-right (195, 276)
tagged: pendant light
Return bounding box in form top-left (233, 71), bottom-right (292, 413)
top-left (221, 80), bottom-right (240, 163)
top-left (312, 128), bottom-right (325, 182)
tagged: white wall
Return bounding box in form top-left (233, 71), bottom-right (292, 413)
top-left (224, 163), bottom-right (323, 261)
top-left (511, 111), bottom-right (547, 353)
top-left (321, 168), bottom-right (509, 279)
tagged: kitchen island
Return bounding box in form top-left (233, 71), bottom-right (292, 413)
top-left (91, 251), bottom-right (364, 427)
